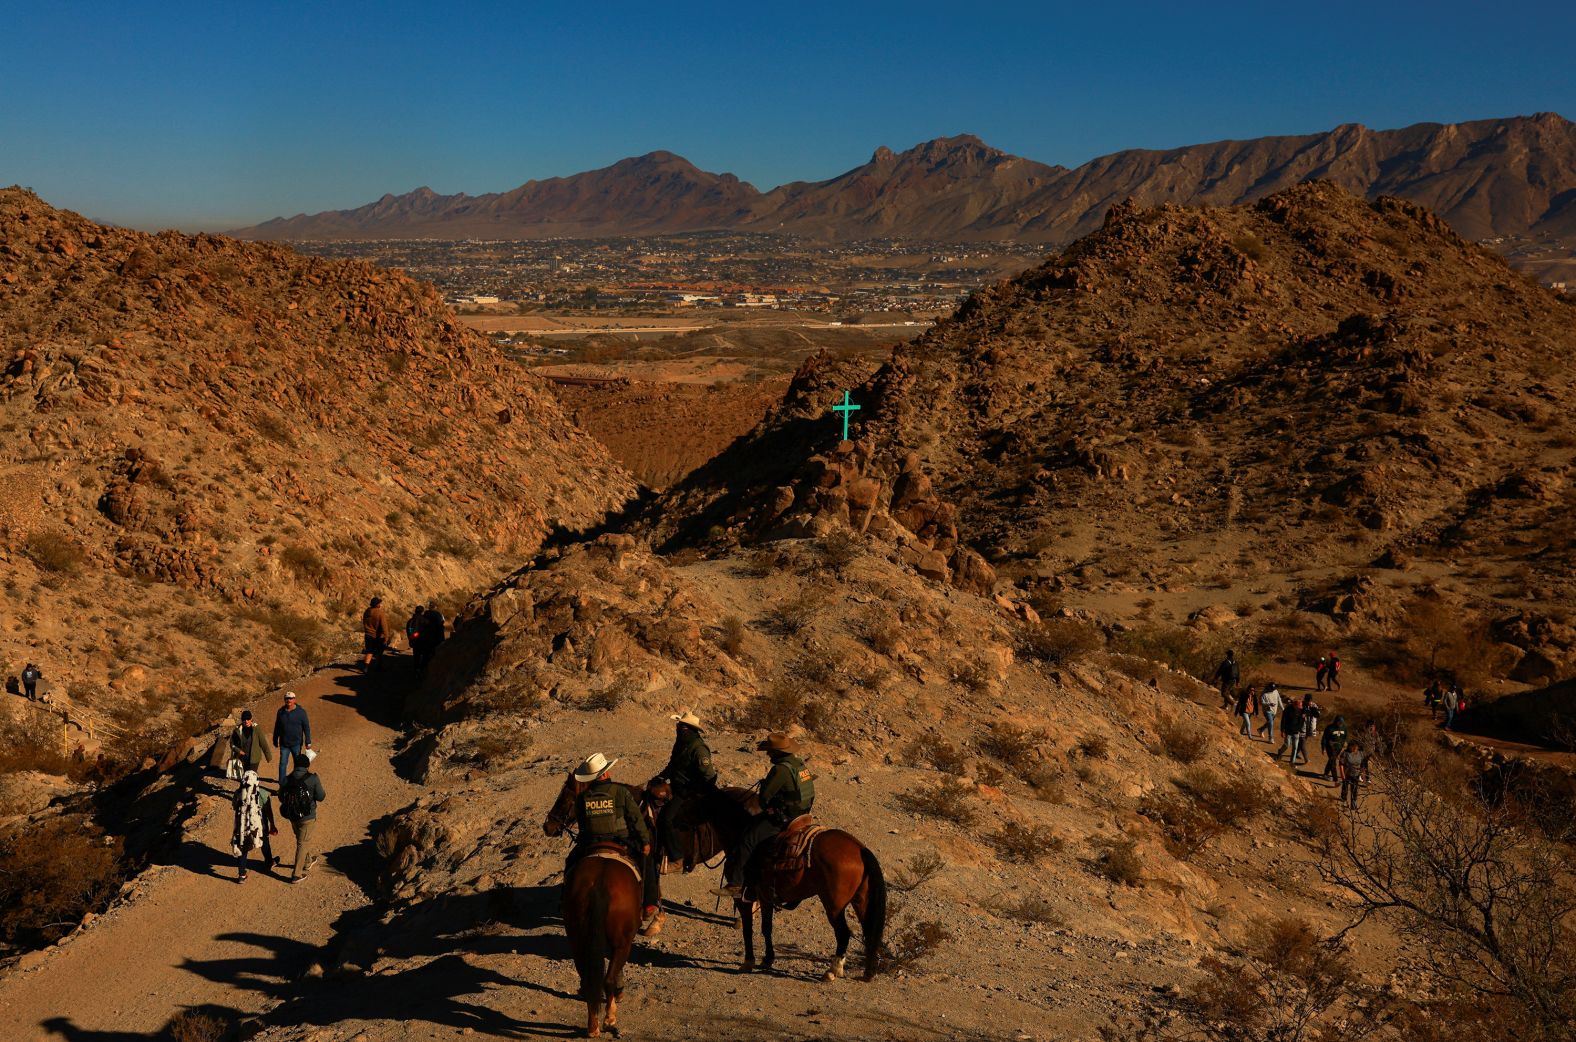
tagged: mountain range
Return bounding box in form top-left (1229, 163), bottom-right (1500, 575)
top-left (232, 113), bottom-right (1576, 243)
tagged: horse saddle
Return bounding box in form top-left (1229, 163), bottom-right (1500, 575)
top-left (584, 841), bottom-right (642, 882)
top-left (766, 814), bottom-right (824, 874)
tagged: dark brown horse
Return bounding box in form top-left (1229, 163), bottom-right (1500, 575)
top-left (544, 772), bottom-right (644, 1038)
top-left (692, 797), bottom-right (888, 981)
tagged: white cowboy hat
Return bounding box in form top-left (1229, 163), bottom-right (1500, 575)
top-left (573, 752), bottom-right (617, 783)
top-left (670, 710), bottom-right (703, 730)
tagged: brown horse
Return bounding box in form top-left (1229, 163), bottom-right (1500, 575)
top-left (544, 773), bottom-right (644, 1038)
top-left (692, 797), bottom-right (888, 981)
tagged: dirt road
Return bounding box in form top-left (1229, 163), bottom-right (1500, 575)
top-left (0, 665), bottom-right (417, 1041)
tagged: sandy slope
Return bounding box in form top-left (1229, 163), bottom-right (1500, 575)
top-left (0, 665), bottom-right (417, 1041)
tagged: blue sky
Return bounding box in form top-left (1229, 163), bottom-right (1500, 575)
top-left (3, 1), bottom-right (1572, 229)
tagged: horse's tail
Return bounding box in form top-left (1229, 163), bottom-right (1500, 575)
top-left (573, 868), bottom-right (609, 1008)
top-left (859, 845), bottom-right (887, 980)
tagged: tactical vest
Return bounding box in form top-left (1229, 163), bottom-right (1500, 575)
top-left (578, 781), bottom-right (629, 840)
top-left (767, 755), bottom-right (815, 819)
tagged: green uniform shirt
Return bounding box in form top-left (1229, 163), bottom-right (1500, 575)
top-left (759, 754), bottom-right (815, 820)
top-left (576, 780), bottom-right (650, 845)
top-left (663, 730), bottom-right (717, 791)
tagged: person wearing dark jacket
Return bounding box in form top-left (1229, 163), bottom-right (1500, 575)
top-left (716, 733), bottom-right (815, 897)
top-left (414, 604), bottom-right (446, 673)
top-left (1278, 699), bottom-right (1306, 763)
top-left (1321, 716), bottom-right (1349, 785)
top-left (279, 748), bottom-right (328, 881)
top-left (655, 710), bottom-right (718, 869)
top-left (1212, 650), bottom-right (1240, 709)
top-left (360, 596), bottom-right (389, 672)
top-left (228, 710), bottom-right (273, 778)
top-left (272, 691), bottom-right (312, 789)
top-left (21, 663), bottom-right (42, 701)
top-left (1235, 684), bottom-right (1257, 736)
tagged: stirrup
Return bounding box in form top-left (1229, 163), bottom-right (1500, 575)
top-left (712, 883), bottom-right (742, 899)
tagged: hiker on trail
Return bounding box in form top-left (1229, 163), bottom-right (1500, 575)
top-left (1424, 679), bottom-right (1443, 720)
top-left (414, 603), bottom-right (446, 674)
top-left (278, 748), bottom-right (327, 882)
top-left (1441, 685), bottom-right (1460, 731)
top-left (361, 596), bottom-right (389, 672)
top-left (405, 603), bottom-right (424, 657)
top-left (1327, 653), bottom-right (1342, 691)
top-left (1338, 740), bottom-right (1370, 809)
top-left (564, 752), bottom-right (652, 884)
top-left (231, 769), bottom-right (278, 882)
top-left (272, 690), bottom-right (312, 788)
top-left (1299, 695), bottom-right (1321, 766)
top-left (1321, 715), bottom-right (1349, 785)
top-left (21, 662), bottom-right (42, 701)
top-left (1235, 684), bottom-right (1258, 736)
top-left (1257, 683), bottom-right (1283, 743)
top-left (1212, 650), bottom-right (1240, 709)
top-left (227, 710), bottom-right (273, 781)
top-left (1278, 697), bottom-right (1306, 763)
top-left (1314, 656), bottom-right (1328, 692)
top-left (716, 733), bottom-right (815, 899)
top-left (655, 710), bottom-right (717, 874)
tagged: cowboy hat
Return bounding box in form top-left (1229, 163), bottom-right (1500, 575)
top-left (670, 710), bottom-right (703, 730)
top-left (573, 752), bottom-right (618, 783)
top-left (756, 733), bottom-right (799, 755)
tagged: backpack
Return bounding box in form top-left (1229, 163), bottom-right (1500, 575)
top-left (280, 774), bottom-right (316, 821)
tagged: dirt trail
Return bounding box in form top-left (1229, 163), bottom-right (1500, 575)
top-left (0, 665), bottom-right (418, 1041)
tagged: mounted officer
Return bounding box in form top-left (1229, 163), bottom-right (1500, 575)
top-left (715, 733), bottom-right (815, 898)
top-left (655, 710), bottom-right (717, 872)
top-left (564, 752), bottom-right (662, 934)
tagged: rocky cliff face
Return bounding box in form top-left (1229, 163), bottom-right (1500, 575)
top-left (0, 188), bottom-right (635, 746)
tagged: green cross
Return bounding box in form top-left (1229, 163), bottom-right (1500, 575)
top-left (832, 390), bottom-right (861, 442)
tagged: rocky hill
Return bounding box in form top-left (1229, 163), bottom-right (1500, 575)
top-left (0, 188), bottom-right (635, 758)
top-left (231, 114), bottom-right (1576, 246)
top-left (647, 181), bottom-right (1576, 675)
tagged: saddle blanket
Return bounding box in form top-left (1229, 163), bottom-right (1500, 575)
top-left (586, 847), bottom-right (642, 882)
top-left (769, 815), bottom-right (826, 871)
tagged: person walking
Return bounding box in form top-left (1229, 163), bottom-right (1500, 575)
top-left (1298, 695), bottom-right (1320, 766)
top-left (405, 603), bottom-right (425, 660)
top-left (272, 690), bottom-right (312, 789)
top-left (1441, 684), bottom-right (1460, 731)
top-left (1338, 741), bottom-right (1370, 809)
top-left (1313, 656), bottom-right (1328, 692)
top-left (1212, 650), bottom-right (1241, 710)
top-left (415, 603), bottom-right (446, 674)
top-left (226, 710), bottom-right (273, 781)
top-left (21, 662), bottom-right (42, 701)
top-left (360, 596), bottom-right (389, 672)
top-left (1277, 697), bottom-right (1305, 762)
top-left (1235, 684), bottom-right (1258, 737)
top-left (1327, 653), bottom-right (1342, 691)
top-left (1321, 715), bottom-right (1349, 786)
top-left (278, 748), bottom-right (327, 882)
top-left (230, 769), bottom-right (278, 882)
top-left (1423, 679), bottom-right (1442, 721)
top-left (1257, 682), bottom-right (1283, 743)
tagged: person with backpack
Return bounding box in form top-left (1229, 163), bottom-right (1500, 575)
top-left (1327, 653), bottom-right (1342, 691)
top-left (1313, 656), bottom-right (1328, 692)
top-left (272, 690), bottom-right (312, 789)
top-left (231, 769), bottom-right (278, 882)
top-left (1298, 695), bottom-right (1321, 767)
top-left (21, 663), bottom-right (42, 701)
top-left (1235, 683), bottom-right (1258, 737)
top-left (1212, 650), bottom-right (1240, 710)
top-left (1257, 682), bottom-right (1283, 743)
top-left (278, 748), bottom-right (327, 882)
top-left (1277, 697), bottom-right (1305, 762)
top-left (1321, 715), bottom-right (1349, 785)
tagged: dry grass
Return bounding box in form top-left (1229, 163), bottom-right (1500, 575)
top-left (897, 779), bottom-right (979, 825)
top-left (1157, 719), bottom-right (1210, 764)
top-left (1095, 838), bottom-right (1144, 887)
top-left (988, 820), bottom-right (1065, 863)
top-left (0, 816), bottom-right (123, 949)
top-left (878, 919), bottom-right (952, 974)
top-left (980, 721), bottom-right (1047, 771)
top-left (765, 587), bottom-right (829, 636)
top-left (718, 614), bottom-right (747, 657)
top-left (983, 892), bottom-right (1066, 926)
top-left (1018, 618), bottom-right (1104, 664)
top-left (903, 734), bottom-right (969, 775)
top-left (887, 850), bottom-right (944, 893)
top-left (25, 530), bottom-right (84, 574)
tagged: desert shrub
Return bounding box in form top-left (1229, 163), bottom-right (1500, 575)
top-left (1077, 733), bottom-right (1110, 759)
top-left (1379, 595), bottom-right (1516, 687)
top-left (903, 734), bottom-right (969, 775)
top-left (979, 721), bottom-right (1046, 772)
top-left (736, 546), bottom-right (788, 579)
top-left (1018, 618), bottom-right (1103, 664)
top-left (950, 653), bottom-right (995, 692)
top-left (239, 606), bottom-right (332, 664)
top-left (729, 675), bottom-right (830, 735)
top-left (1231, 232), bottom-right (1267, 261)
top-left (878, 918), bottom-right (951, 974)
top-left (983, 892), bottom-right (1066, 926)
top-left (858, 606), bottom-right (906, 657)
top-left (426, 528), bottom-right (478, 560)
top-left (1028, 765), bottom-right (1068, 804)
top-left (1157, 719), bottom-right (1210, 764)
top-left (173, 610), bottom-right (222, 643)
top-left (887, 850), bottom-right (944, 893)
top-left (787, 647), bottom-right (840, 687)
top-left (0, 816), bottom-right (123, 948)
top-left (765, 587), bottom-right (828, 636)
top-left (1096, 838), bottom-right (1144, 887)
top-left (1174, 766), bottom-right (1272, 827)
top-left (25, 530), bottom-right (84, 574)
top-left (583, 672), bottom-right (640, 712)
top-left (1113, 625), bottom-right (1261, 687)
top-left (167, 1010), bottom-right (228, 1042)
top-left (897, 779), bottom-right (978, 825)
top-left (989, 820), bottom-right (1064, 863)
top-left (280, 543), bottom-right (331, 585)
top-left (1141, 791), bottom-right (1226, 859)
top-left (718, 614), bottom-right (747, 657)
top-left (814, 530), bottom-right (864, 573)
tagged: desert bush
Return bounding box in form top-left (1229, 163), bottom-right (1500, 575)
top-left (903, 734), bottom-right (969, 775)
top-left (1114, 625), bottom-right (1261, 687)
top-left (1018, 618), bottom-right (1103, 664)
top-left (887, 850), bottom-right (944, 893)
top-left (1141, 791), bottom-right (1226, 859)
top-left (583, 672), bottom-right (640, 712)
top-left (0, 816), bottom-right (123, 949)
top-left (426, 528), bottom-right (478, 560)
top-left (1231, 232), bottom-right (1268, 261)
top-left (858, 606), bottom-right (906, 657)
top-left (25, 530), bottom-right (84, 574)
top-left (1174, 766), bottom-right (1271, 827)
top-left (1157, 719), bottom-right (1210, 764)
top-left (167, 1010), bottom-right (228, 1042)
top-left (983, 892), bottom-right (1065, 926)
top-left (240, 606), bottom-right (332, 664)
top-left (736, 546), bottom-right (788, 579)
top-left (814, 530), bottom-right (864, 573)
top-left (765, 587), bottom-right (828, 636)
top-left (1077, 733), bottom-right (1110, 759)
top-left (897, 779), bottom-right (978, 825)
top-left (1379, 595), bottom-right (1516, 687)
top-left (950, 653), bottom-right (995, 692)
top-left (718, 614), bottom-right (747, 657)
top-left (728, 675), bottom-right (830, 735)
top-left (1095, 838), bottom-right (1144, 887)
top-left (1028, 765), bottom-right (1068, 804)
top-left (280, 543), bottom-right (331, 585)
top-left (878, 918), bottom-right (951, 974)
top-left (989, 820), bottom-right (1064, 863)
top-left (979, 721), bottom-right (1046, 772)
